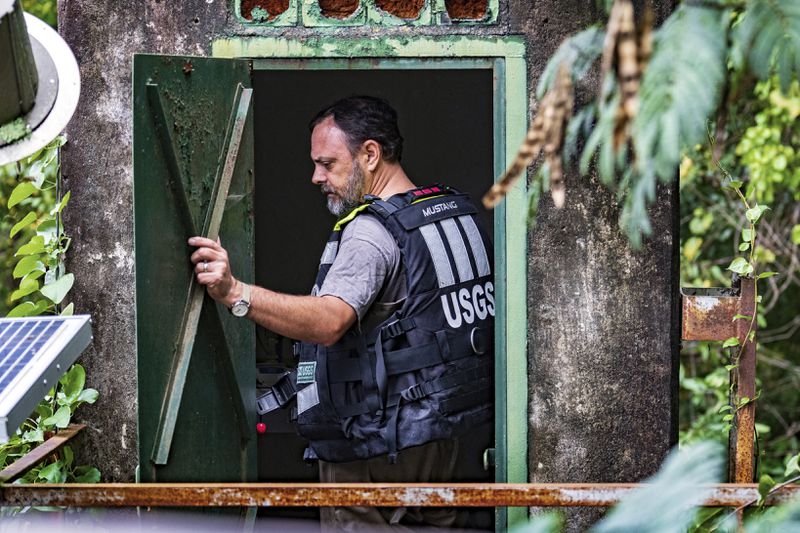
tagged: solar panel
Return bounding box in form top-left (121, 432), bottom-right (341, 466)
top-left (0, 315), bottom-right (92, 442)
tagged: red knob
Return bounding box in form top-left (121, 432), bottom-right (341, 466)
top-left (256, 422), bottom-right (267, 434)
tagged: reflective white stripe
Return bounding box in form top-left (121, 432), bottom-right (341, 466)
top-left (320, 241), bottom-right (338, 265)
top-left (419, 223), bottom-right (456, 288)
top-left (458, 215), bottom-right (490, 277)
top-left (440, 218), bottom-right (474, 283)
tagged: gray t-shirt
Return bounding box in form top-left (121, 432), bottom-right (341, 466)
top-left (318, 214), bottom-right (406, 333)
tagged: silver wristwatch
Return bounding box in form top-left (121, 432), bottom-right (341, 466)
top-left (230, 283), bottom-right (251, 317)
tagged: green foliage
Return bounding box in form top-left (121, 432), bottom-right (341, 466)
top-left (680, 71), bottom-right (800, 480)
top-left (534, 0), bottom-right (800, 245)
top-left (633, 5), bottom-right (728, 177)
top-left (537, 26), bottom-right (605, 98)
top-left (0, 136), bottom-right (73, 317)
top-left (515, 442), bottom-right (800, 532)
top-left (594, 442), bottom-right (723, 533)
top-left (0, 132), bottom-right (99, 508)
top-left (0, 118), bottom-right (31, 144)
top-left (21, 0), bottom-right (57, 28)
top-left (735, 79), bottom-right (800, 202)
top-left (734, 0), bottom-right (800, 94)
top-left (0, 364), bottom-right (100, 512)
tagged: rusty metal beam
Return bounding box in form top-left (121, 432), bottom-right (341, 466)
top-left (730, 277), bottom-right (756, 484)
top-left (0, 424), bottom-right (86, 483)
top-left (681, 278), bottom-right (758, 484)
top-left (681, 286), bottom-right (740, 341)
top-left (1, 483), bottom-right (797, 508)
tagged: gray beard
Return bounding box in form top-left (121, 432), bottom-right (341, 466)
top-left (326, 163), bottom-right (366, 217)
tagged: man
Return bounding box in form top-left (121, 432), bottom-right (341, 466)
top-left (189, 96), bottom-right (494, 530)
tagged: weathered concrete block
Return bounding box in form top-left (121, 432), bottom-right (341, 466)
top-left (517, 1), bottom-right (678, 530)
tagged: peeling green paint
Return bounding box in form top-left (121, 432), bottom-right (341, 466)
top-left (234, 0), bottom-right (498, 27)
top-left (212, 35), bottom-right (524, 59)
top-left (233, 0), bottom-right (299, 27)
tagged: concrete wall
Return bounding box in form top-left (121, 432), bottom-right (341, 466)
top-left (59, 1), bottom-right (677, 527)
top-left (516, 1), bottom-right (678, 530)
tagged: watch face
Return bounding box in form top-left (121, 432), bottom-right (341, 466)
top-left (232, 301), bottom-right (249, 317)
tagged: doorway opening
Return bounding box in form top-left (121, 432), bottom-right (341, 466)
top-left (251, 67), bottom-right (495, 528)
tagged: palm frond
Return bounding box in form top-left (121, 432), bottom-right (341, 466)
top-left (537, 26), bottom-right (606, 98)
top-left (634, 4), bottom-right (728, 184)
top-left (599, 4), bottom-right (730, 243)
top-left (736, 0), bottom-right (800, 93)
top-left (592, 441), bottom-right (724, 533)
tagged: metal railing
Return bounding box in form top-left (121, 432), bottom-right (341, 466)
top-left (0, 277), bottom-right (782, 512)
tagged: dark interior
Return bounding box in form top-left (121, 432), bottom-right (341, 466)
top-left (251, 67), bottom-right (495, 529)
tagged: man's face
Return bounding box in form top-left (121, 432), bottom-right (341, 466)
top-left (310, 117), bottom-right (366, 217)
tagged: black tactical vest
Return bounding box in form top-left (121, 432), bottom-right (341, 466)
top-left (259, 185), bottom-right (494, 463)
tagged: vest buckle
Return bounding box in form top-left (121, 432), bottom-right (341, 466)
top-left (401, 383), bottom-right (425, 401)
top-left (384, 317), bottom-right (415, 339)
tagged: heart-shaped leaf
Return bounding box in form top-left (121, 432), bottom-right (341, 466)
top-left (10, 212), bottom-right (37, 238)
top-left (40, 273), bottom-right (74, 305)
top-left (8, 182), bottom-right (37, 208)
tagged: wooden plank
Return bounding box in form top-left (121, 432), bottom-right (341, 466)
top-left (152, 85), bottom-right (252, 465)
top-left (0, 424), bottom-right (85, 483)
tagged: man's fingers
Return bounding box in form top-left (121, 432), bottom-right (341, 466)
top-left (190, 247), bottom-right (225, 264)
top-left (195, 272), bottom-right (219, 286)
top-left (193, 260), bottom-right (228, 275)
top-left (188, 236), bottom-right (222, 251)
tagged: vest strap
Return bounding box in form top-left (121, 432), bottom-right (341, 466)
top-left (383, 317), bottom-right (415, 339)
top-left (400, 361), bottom-right (493, 402)
top-left (439, 382), bottom-right (493, 414)
top-left (357, 333), bottom-right (382, 414)
top-left (256, 370), bottom-right (298, 415)
top-left (327, 329), bottom-right (492, 384)
top-left (325, 360), bottom-right (492, 421)
top-left (374, 329), bottom-right (389, 413)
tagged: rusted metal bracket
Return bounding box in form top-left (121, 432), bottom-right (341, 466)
top-left (0, 424), bottom-right (85, 483)
top-left (1, 482), bottom-right (797, 508)
top-left (151, 84), bottom-right (253, 466)
top-left (681, 277), bottom-right (757, 483)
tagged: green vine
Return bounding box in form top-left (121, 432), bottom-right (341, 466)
top-left (718, 177), bottom-right (774, 431)
top-left (1, 136), bottom-right (74, 317)
top-left (0, 136), bottom-right (101, 506)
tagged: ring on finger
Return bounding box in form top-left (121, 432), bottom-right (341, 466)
top-left (202, 261), bottom-right (208, 273)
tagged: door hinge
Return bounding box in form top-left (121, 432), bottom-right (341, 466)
top-left (483, 447), bottom-right (496, 470)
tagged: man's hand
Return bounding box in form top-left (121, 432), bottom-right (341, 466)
top-left (188, 236), bottom-right (240, 307)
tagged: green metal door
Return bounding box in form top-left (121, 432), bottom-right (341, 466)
top-left (133, 54), bottom-right (255, 482)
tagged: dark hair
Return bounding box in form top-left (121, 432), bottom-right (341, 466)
top-left (309, 95), bottom-right (403, 163)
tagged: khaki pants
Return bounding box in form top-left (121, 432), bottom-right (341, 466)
top-left (318, 439), bottom-right (461, 532)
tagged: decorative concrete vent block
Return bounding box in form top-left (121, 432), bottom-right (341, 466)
top-left (435, 0), bottom-right (496, 24)
top-left (236, 0), bottom-right (298, 26)
top-left (302, 0), bottom-right (366, 27)
top-left (367, 0), bottom-right (432, 25)
top-left (236, 0), bottom-right (495, 26)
